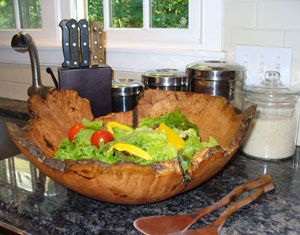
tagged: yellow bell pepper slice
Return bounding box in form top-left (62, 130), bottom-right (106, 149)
top-left (158, 122), bottom-right (186, 149)
top-left (107, 121), bottom-right (134, 134)
top-left (109, 142), bottom-right (153, 161)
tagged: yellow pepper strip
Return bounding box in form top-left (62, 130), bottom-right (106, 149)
top-left (157, 122), bottom-right (186, 149)
top-left (109, 142), bottom-right (153, 161)
top-left (107, 121), bottom-right (134, 134)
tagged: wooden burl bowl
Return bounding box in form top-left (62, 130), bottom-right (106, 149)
top-left (6, 89), bottom-right (255, 204)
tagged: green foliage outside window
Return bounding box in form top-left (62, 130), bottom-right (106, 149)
top-left (0, 0), bottom-right (41, 29)
top-left (88, 0), bottom-right (104, 27)
top-left (111, 0), bottom-right (143, 28)
top-left (152, 0), bottom-right (188, 28)
top-left (87, 0), bottom-right (188, 29)
top-left (0, 0), bottom-right (16, 29)
top-left (18, 0), bottom-right (42, 29)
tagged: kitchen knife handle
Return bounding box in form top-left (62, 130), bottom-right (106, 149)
top-left (66, 19), bottom-right (80, 69)
top-left (78, 19), bottom-right (90, 67)
top-left (90, 21), bottom-right (105, 66)
top-left (59, 19), bottom-right (71, 68)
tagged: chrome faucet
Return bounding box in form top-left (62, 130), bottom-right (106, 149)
top-left (11, 32), bottom-right (55, 99)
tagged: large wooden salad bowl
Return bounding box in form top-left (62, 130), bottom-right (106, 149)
top-left (6, 89), bottom-right (255, 204)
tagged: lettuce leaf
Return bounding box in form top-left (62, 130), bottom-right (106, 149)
top-left (82, 118), bottom-right (103, 131)
top-left (138, 109), bottom-right (199, 133)
top-left (120, 127), bottom-right (178, 162)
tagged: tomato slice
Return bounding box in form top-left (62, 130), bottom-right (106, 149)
top-left (91, 130), bottom-right (114, 148)
top-left (68, 124), bottom-right (87, 142)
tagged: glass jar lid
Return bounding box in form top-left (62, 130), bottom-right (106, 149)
top-left (243, 71), bottom-right (300, 96)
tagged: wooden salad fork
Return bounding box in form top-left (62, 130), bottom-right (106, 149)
top-left (182, 182), bottom-right (275, 234)
top-left (133, 174), bottom-right (273, 234)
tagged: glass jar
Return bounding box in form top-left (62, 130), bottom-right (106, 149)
top-left (241, 71), bottom-right (300, 160)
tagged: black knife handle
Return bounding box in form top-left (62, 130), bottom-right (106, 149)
top-left (66, 19), bottom-right (80, 69)
top-left (78, 19), bottom-right (90, 67)
top-left (59, 19), bottom-right (71, 68)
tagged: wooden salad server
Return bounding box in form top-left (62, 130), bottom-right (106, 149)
top-left (183, 182), bottom-right (275, 234)
top-left (133, 174), bottom-right (273, 234)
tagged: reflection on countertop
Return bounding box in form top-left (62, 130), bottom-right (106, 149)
top-left (0, 150), bottom-right (299, 234)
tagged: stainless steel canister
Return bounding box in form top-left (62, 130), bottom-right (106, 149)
top-left (112, 79), bottom-right (144, 112)
top-left (142, 69), bottom-right (188, 91)
top-left (186, 61), bottom-right (245, 108)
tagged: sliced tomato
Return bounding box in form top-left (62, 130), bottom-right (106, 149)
top-left (68, 124), bottom-right (87, 142)
top-left (91, 130), bottom-right (114, 148)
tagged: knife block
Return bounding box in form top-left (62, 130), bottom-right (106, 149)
top-left (58, 66), bottom-right (112, 117)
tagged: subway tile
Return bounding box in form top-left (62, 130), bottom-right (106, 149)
top-left (226, 29), bottom-right (284, 51)
top-left (0, 81), bottom-right (12, 99)
top-left (290, 59), bottom-right (300, 86)
top-left (257, 0), bottom-right (300, 30)
top-left (224, 0), bottom-right (256, 28)
top-left (40, 66), bottom-right (59, 87)
top-left (285, 31), bottom-right (300, 61)
top-left (19, 66), bottom-right (33, 85)
top-left (10, 82), bottom-right (29, 101)
top-left (0, 64), bottom-right (21, 83)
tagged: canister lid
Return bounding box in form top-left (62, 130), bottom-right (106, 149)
top-left (142, 69), bottom-right (187, 86)
top-left (186, 60), bottom-right (245, 81)
top-left (112, 79), bottom-right (144, 96)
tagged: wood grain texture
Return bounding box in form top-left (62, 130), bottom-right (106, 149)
top-left (6, 89), bottom-right (256, 204)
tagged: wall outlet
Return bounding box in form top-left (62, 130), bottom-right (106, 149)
top-left (235, 45), bottom-right (292, 86)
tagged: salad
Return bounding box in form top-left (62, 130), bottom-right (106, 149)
top-left (55, 109), bottom-right (218, 171)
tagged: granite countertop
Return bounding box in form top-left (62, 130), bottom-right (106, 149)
top-left (0, 98), bottom-right (300, 234)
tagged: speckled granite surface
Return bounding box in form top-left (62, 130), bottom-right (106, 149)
top-left (0, 151), bottom-right (299, 234)
top-left (0, 98), bottom-right (300, 234)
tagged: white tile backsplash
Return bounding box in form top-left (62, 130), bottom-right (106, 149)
top-left (19, 66), bottom-right (33, 85)
top-left (291, 60), bottom-right (300, 87)
top-left (10, 82), bottom-right (29, 101)
top-left (257, 0), bottom-right (300, 30)
top-left (285, 31), bottom-right (300, 61)
top-left (226, 29), bottom-right (284, 51)
top-left (41, 66), bottom-right (59, 87)
top-left (0, 81), bottom-right (11, 98)
top-left (224, 1), bottom-right (256, 28)
top-left (0, 64), bottom-right (21, 83)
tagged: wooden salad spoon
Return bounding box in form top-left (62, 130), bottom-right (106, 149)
top-left (133, 174), bottom-right (273, 234)
top-left (183, 182), bottom-right (275, 234)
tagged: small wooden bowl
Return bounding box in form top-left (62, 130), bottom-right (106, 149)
top-left (6, 89), bottom-right (255, 204)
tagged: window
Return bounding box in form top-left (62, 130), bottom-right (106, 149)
top-left (73, 0), bottom-right (203, 50)
top-left (0, 0), bottom-right (42, 30)
top-left (87, 0), bottom-right (188, 29)
top-left (0, 0), bottom-right (59, 45)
